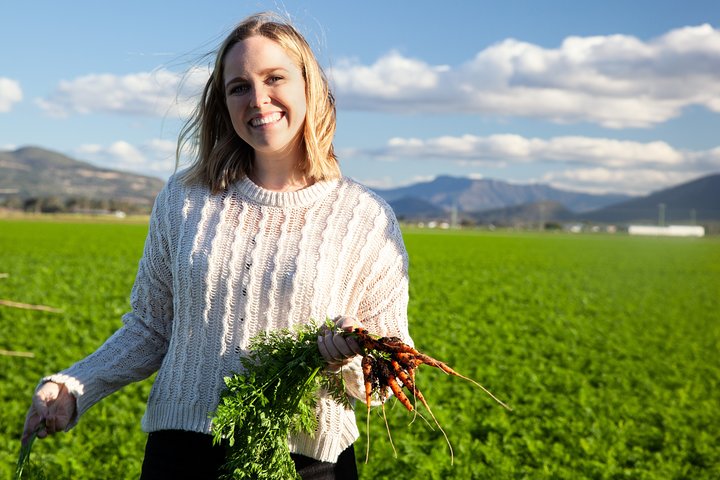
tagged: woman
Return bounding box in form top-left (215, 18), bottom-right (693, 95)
top-left (22, 12), bottom-right (411, 479)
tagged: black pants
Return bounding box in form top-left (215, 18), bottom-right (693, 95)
top-left (139, 430), bottom-right (358, 480)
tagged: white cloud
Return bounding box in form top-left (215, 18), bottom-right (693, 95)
top-left (77, 141), bottom-right (146, 169)
top-left (37, 67), bottom-right (208, 118)
top-left (357, 175), bottom-right (400, 189)
top-left (331, 51), bottom-right (447, 107)
top-left (375, 134), bottom-right (685, 168)
top-left (539, 137), bottom-right (684, 167)
top-left (539, 168), bottom-right (701, 196)
top-left (108, 141), bottom-right (146, 165)
top-left (686, 146), bottom-right (720, 170)
top-left (0, 77), bottom-right (23, 112)
top-left (144, 138), bottom-right (190, 174)
top-left (331, 24), bottom-right (720, 127)
top-left (144, 138), bottom-right (177, 157)
top-left (358, 173), bottom-right (437, 190)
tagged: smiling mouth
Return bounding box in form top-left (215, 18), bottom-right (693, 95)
top-left (249, 112), bottom-right (283, 127)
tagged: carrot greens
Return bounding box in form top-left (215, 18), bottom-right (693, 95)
top-left (211, 322), bottom-right (348, 480)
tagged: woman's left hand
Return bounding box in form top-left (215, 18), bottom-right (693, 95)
top-left (317, 316), bottom-right (363, 371)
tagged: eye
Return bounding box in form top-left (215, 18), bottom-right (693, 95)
top-left (227, 83), bottom-right (249, 96)
top-left (267, 75), bottom-right (284, 84)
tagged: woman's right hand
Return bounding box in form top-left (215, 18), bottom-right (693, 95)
top-left (21, 381), bottom-right (77, 445)
top-left (317, 316), bottom-right (363, 372)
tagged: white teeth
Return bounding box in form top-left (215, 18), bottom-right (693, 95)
top-left (250, 112), bottom-right (282, 127)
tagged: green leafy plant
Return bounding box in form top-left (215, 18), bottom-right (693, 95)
top-left (211, 321), bottom-right (348, 480)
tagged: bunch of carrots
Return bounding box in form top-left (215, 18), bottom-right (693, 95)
top-left (351, 328), bottom-right (511, 462)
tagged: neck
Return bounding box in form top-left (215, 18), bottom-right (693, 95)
top-left (249, 163), bottom-right (313, 192)
top-left (250, 140), bottom-right (312, 191)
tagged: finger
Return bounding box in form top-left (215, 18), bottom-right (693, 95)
top-left (47, 400), bottom-right (65, 434)
top-left (37, 387), bottom-right (56, 433)
top-left (21, 410), bottom-right (42, 444)
top-left (44, 414), bottom-right (56, 434)
top-left (53, 385), bottom-right (75, 431)
top-left (56, 406), bottom-right (73, 431)
top-left (47, 402), bottom-right (68, 433)
top-left (334, 315), bottom-right (352, 327)
top-left (317, 335), bottom-right (334, 363)
top-left (31, 394), bottom-right (50, 421)
top-left (335, 316), bottom-right (361, 332)
top-left (322, 332), bottom-right (344, 362)
top-left (346, 336), bottom-right (362, 356)
top-left (26, 385), bottom-right (54, 439)
top-left (317, 322), bottom-right (331, 336)
top-left (332, 334), bottom-right (355, 358)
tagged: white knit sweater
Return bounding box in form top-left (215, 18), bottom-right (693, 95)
top-left (46, 173), bottom-right (411, 462)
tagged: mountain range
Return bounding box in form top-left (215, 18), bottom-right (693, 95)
top-left (375, 174), bottom-right (720, 225)
top-left (0, 146), bottom-right (164, 209)
top-left (1, 146), bottom-right (718, 225)
top-left (374, 176), bottom-right (630, 214)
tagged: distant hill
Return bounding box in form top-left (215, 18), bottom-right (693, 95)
top-left (374, 175), bottom-right (630, 220)
top-left (470, 201), bottom-right (576, 226)
top-left (0, 146), bottom-right (165, 210)
top-left (376, 173), bottom-right (720, 226)
top-left (576, 173), bottom-right (720, 223)
top-left (387, 197), bottom-right (446, 220)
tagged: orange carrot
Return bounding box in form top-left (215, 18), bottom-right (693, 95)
top-left (413, 353), bottom-right (512, 411)
top-left (361, 355), bottom-right (375, 411)
top-left (381, 362), bottom-right (414, 412)
top-left (394, 351), bottom-right (419, 370)
top-left (361, 355), bottom-right (374, 463)
top-left (376, 336), bottom-right (421, 355)
top-left (389, 360), bottom-right (419, 397)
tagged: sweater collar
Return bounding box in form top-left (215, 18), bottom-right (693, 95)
top-left (236, 176), bottom-right (339, 207)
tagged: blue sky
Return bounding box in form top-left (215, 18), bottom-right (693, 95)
top-left (1, 0), bottom-right (719, 195)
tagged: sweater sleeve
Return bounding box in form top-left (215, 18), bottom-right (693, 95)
top-left (342, 201), bottom-right (411, 402)
top-left (44, 182), bottom-right (175, 428)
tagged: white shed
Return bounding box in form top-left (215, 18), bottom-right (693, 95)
top-left (628, 225), bottom-right (705, 237)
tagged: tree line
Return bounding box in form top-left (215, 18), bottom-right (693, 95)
top-left (0, 195), bottom-right (153, 215)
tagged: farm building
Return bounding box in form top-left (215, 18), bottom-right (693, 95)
top-left (628, 225), bottom-right (705, 237)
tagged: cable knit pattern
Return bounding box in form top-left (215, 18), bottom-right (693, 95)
top-left (45, 173), bottom-right (411, 462)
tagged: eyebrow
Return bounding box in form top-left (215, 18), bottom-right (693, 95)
top-left (224, 67), bottom-right (290, 89)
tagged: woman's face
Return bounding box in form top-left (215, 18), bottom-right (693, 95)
top-left (223, 35), bottom-right (307, 164)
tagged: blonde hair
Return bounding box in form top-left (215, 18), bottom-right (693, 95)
top-left (178, 13), bottom-right (339, 193)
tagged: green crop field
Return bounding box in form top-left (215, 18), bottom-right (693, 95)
top-left (1, 218), bottom-right (719, 479)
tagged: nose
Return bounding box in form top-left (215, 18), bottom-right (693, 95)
top-left (250, 83), bottom-right (270, 108)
